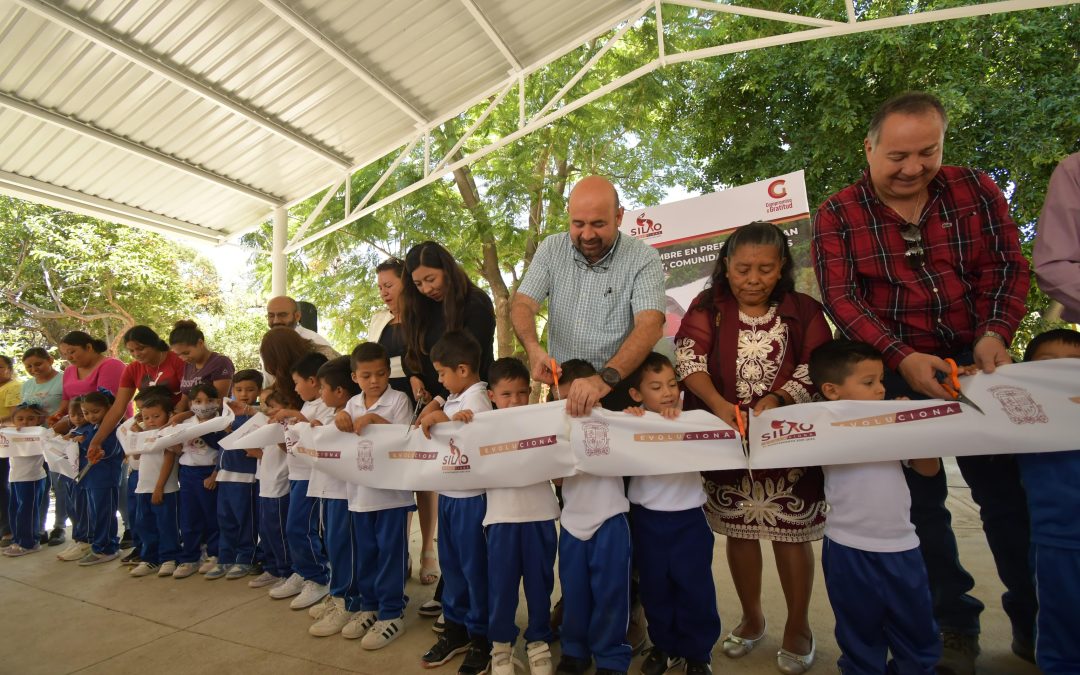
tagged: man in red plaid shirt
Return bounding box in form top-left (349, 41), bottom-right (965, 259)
top-left (812, 92), bottom-right (1035, 675)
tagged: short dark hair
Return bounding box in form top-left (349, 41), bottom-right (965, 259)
top-left (188, 382), bottom-right (220, 400)
top-left (21, 347), bottom-right (51, 361)
top-left (168, 320), bottom-right (204, 346)
top-left (626, 352), bottom-right (676, 391)
top-left (0, 355), bottom-right (12, 369)
top-left (134, 385), bottom-right (174, 404)
top-left (868, 91), bottom-right (948, 143)
top-left (13, 402), bottom-right (46, 418)
top-left (704, 221), bottom-right (795, 304)
top-left (137, 395), bottom-right (174, 415)
top-left (81, 390), bottom-right (116, 409)
top-left (290, 352), bottom-right (329, 379)
top-left (809, 340), bottom-right (884, 388)
top-left (60, 331), bottom-right (108, 354)
top-left (559, 359), bottom-right (597, 388)
top-left (233, 369), bottom-right (264, 388)
top-left (488, 357), bottom-right (529, 388)
top-left (317, 356), bottom-right (360, 396)
top-left (1024, 328), bottom-right (1080, 362)
top-left (264, 389), bottom-right (292, 408)
top-left (430, 331), bottom-right (481, 372)
top-left (350, 342), bottom-right (390, 371)
top-left (375, 257), bottom-right (404, 276)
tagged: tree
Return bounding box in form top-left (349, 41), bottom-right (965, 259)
top-left (0, 196), bottom-right (223, 358)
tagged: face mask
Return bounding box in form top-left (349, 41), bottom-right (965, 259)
top-left (191, 403), bottom-right (218, 419)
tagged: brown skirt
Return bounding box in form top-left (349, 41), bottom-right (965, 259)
top-left (702, 466), bottom-right (826, 543)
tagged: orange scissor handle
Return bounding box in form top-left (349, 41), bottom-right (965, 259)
top-left (734, 404), bottom-right (747, 439)
top-left (942, 358), bottom-right (962, 399)
top-left (550, 358), bottom-right (561, 398)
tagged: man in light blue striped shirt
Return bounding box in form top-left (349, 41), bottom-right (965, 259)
top-left (512, 175), bottom-right (666, 417)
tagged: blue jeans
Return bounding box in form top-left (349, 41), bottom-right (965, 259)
top-left (884, 354), bottom-right (1036, 639)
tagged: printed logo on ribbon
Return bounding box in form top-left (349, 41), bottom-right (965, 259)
top-left (581, 420), bottom-right (611, 456)
top-left (441, 437), bottom-right (471, 473)
top-left (830, 402), bottom-right (962, 428)
top-left (990, 386), bottom-right (1049, 425)
top-left (317, 450), bottom-right (340, 459)
top-left (356, 439), bottom-right (374, 472)
top-left (389, 449), bottom-right (439, 460)
top-left (759, 420), bottom-right (816, 447)
top-left (630, 213), bottom-right (663, 240)
top-left (0, 435), bottom-right (8, 449)
top-left (633, 429), bottom-right (736, 442)
top-left (479, 435), bottom-right (557, 456)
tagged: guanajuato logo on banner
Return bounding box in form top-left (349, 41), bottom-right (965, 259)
top-left (766, 179), bottom-right (793, 215)
top-left (581, 420), bottom-right (611, 456)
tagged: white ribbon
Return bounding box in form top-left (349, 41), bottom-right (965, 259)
top-left (42, 434), bottom-right (80, 479)
top-left (219, 414), bottom-right (285, 450)
top-left (0, 426), bottom-right (47, 457)
top-left (148, 405), bottom-right (235, 451)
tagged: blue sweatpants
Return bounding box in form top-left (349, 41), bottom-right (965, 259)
top-left (352, 506), bottom-right (412, 618)
top-left (1033, 543), bottom-right (1080, 674)
top-left (126, 469), bottom-right (141, 550)
top-left (177, 465), bottom-right (219, 563)
top-left (823, 537), bottom-right (940, 674)
top-left (9, 478), bottom-right (47, 549)
top-left (84, 486), bottom-right (120, 555)
top-left (630, 505), bottom-right (721, 663)
top-left (438, 494), bottom-right (489, 637)
top-left (285, 480), bottom-right (328, 584)
top-left (559, 514), bottom-right (632, 671)
top-left (258, 494), bottom-right (291, 578)
top-left (217, 481), bottom-right (257, 566)
top-left (488, 520), bottom-right (557, 644)
top-left (72, 481), bottom-right (89, 543)
top-left (323, 498), bottom-right (358, 605)
top-left (58, 475), bottom-right (77, 536)
top-left (135, 492), bottom-right (180, 564)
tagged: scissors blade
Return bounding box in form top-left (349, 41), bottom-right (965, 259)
top-left (957, 393), bottom-right (986, 415)
top-left (75, 462), bottom-right (92, 483)
top-left (407, 396), bottom-right (425, 435)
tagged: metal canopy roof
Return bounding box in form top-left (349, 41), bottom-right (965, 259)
top-left (0, 0), bottom-right (1074, 251)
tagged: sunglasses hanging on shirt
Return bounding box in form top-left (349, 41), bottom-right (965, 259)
top-left (900, 223), bottom-right (925, 269)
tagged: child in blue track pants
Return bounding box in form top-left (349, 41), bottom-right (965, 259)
top-left (123, 455), bottom-right (141, 564)
top-left (305, 356), bottom-right (362, 637)
top-left (249, 389), bottom-right (291, 589)
top-left (334, 342), bottom-right (416, 649)
top-left (75, 390), bottom-right (125, 566)
top-left (172, 383), bottom-right (225, 579)
top-left (54, 397), bottom-right (89, 562)
top-left (624, 353), bottom-right (721, 675)
top-left (2, 404), bottom-right (49, 557)
top-left (1016, 329), bottom-right (1080, 674)
top-left (810, 340), bottom-right (941, 675)
top-left (418, 332), bottom-right (493, 675)
top-left (268, 352), bottom-right (331, 609)
top-left (126, 393), bottom-right (181, 577)
top-left (480, 358), bottom-right (559, 675)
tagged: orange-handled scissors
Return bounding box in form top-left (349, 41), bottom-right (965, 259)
top-left (550, 358), bottom-right (561, 401)
top-left (941, 358), bottom-right (985, 415)
top-left (734, 404), bottom-right (754, 480)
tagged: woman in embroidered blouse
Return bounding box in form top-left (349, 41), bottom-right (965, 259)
top-left (675, 222), bottom-right (830, 674)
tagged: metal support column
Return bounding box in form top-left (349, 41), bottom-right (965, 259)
top-left (271, 206), bottom-right (288, 296)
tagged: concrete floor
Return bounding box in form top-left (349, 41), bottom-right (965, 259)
top-left (1, 461), bottom-right (1039, 675)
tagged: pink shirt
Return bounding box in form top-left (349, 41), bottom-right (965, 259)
top-left (62, 357), bottom-right (126, 401)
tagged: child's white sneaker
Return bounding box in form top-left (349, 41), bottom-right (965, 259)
top-left (490, 641), bottom-right (518, 675)
top-left (289, 580), bottom-right (328, 609)
top-left (57, 542), bottom-right (91, 561)
top-left (77, 551), bottom-right (119, 566)
top-left (2, 543), bottom-right (41, 557)
top-left (361, 616), bottom-right (406, 650)
top-left (248, 571), bottom-right (279, 588)
top-left (341, 611), bottom-right (377, 639)
top-left (204, 564), bottom-right (228, 580)
top-left (130, 561), bottom-right (158, 577)
top-left (225, 564), bottom-right (252, 580)
top-left (526, 641), bottom-right (553, 675)
top-left (268, 572), bottom-right (304, 599)
top-left (308, 595), bottom-right (333, 619)
top-left (308, 597), bottom-right (352, 637)
top-left (198, 556), bottom-right (218, 574)
top-left (172, 562), bottom-right (200, 579)
top-left (158, 561), bottom-right (177, 576)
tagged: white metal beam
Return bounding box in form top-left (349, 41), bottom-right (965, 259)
top-left (0, 169), bottom-right (225, 244)
top-left (271, 207), bottom-right (288, 295)
top-left (287, 177), bottom-right (344, 247)
top-left (665, 0), bottom-right (843, 27)
top-left (434, 81), bottom-right (514, 173)
top-left (0, 91), bottom-right (283, 205)
top-left (457, 0), bottom-right (522, 70)
top-left (14, 0), bottom-right (352, 171)
top-left (256, 0), bottom-right (428, 125)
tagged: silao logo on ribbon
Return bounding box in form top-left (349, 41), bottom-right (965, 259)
top-left (759, 420), bottom-right (817, 447)
top-left (441, 437), bottom-right (471, 473)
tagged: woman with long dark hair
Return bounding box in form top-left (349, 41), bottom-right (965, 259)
top-left (50, 332), bottom-right (127, 428)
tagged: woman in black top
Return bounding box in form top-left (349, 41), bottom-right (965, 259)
top-left (402, 241), bottom-right (496, 402)
top-left (368, 258), bottom-right (415, 405)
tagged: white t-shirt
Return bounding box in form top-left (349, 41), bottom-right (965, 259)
top-left (439, 381), bottom-right (491, 500)
top-left (823, 461), bottom-right (920, 553)
top-left (9, 456), bottom-right (46, 482)
top-left (257, 442), bottom-right (290, 498)
top-left (285, 399), bottom-right (334, 481)
top-left (304, 401), bottom-right (347, 499)
top-left (178, 418), bottom-right (220, 467)
top-left (628, 473), bottom-right (706, 512)
top-left (344, 389), bottom-right (415, 513)
top-left (560, 473), bottom-right (629, 541)
top-left (484, 481), bottom-right (560, 527)
top-left (135, 449), bottom-right (179, 494)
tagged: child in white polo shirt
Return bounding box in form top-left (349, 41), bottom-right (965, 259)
top-left (127, 393), bottom-right (180, 578)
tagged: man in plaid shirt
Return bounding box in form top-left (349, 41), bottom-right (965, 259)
top-left (812, 92), bottom-right (1035, 675)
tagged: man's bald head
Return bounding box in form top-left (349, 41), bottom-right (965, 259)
top-left (567, 175), bottom-right (624, 263)
top-left (267, 296), bottom-right (301, 329)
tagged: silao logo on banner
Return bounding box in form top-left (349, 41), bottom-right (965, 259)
top-left (630, 213), bottom-right (663, 240)
top-left (759, 419), bottom-right (816, 447)
top-left (442, 437), bottom-right (471, 473)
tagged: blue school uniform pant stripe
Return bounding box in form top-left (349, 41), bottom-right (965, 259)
top-left (258, 494), bottom-right (291, 578)
top-left (135, 491), bottom-right (180, 564)
top-left (438, 494), bottom-right (489, 637)
top-left (352, 506), bottom-right (413, 618)
top-left (323, 498), bottom-right (358, 606)
top-left (558, 513), bottom-right (632, 671)
top-left (9, 478), bottom-right (47, 549)
top-left (84, 486), bottom-right (120, 555)
top-left (284, 480), bottom-right (328, 584)
top-left (1033, 543), bottom-right (1080, 674)
top-left (177, 465), bottom-right (219, 563)
top-left (126, 469), bottom-right (141, 550)
top-left (72, 481), bottom-right (89, 543)
top-left (487, 519), bottom-right (557, 644)
top-left (217, 481), bottom-right (257, 566)
top-left (823, 537), bottom-right (940, 675)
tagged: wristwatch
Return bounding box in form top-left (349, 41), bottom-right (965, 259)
top-left (600, 367), bottom-right (622, 387)
top-left (977, 330), bottom-right (1007, 347)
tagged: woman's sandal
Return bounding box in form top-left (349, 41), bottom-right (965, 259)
top-left (722, 619), bottom-right (767, 659)
top-left (776, 633), bottom-right (815, 674)
top-left (419, 549), bottom-right (440, 585)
